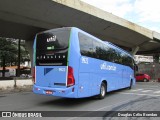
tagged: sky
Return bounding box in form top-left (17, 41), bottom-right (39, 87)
top-left (81, 0), bottom-right (160, 33)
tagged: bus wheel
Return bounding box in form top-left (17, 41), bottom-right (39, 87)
top-left (98, 82), bottom-right (106, 99)
top-left (143, 79), bottom-right (147, 82)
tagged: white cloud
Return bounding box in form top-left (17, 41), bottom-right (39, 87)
top-left (134, 0), bottom-right (160, 22)
top-left (81, 0), bottom-right (160, 33)
top-left (80, 0), bottom-right (133, 17)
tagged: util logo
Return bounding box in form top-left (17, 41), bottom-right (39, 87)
top-left (47, 35), bottom-right (56, 42)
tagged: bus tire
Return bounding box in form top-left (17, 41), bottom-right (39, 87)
top-left (98, 82), bottom-right (106, 99)
top-left (143, 78), bottom-right (147, 82)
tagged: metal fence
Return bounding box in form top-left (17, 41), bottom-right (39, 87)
top-left (138, 62), bottom-right (160, 80)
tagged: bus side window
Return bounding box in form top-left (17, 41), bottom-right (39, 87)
top-left (93, 40), bottom-right (101, 59)
top-left (109, 48), bottom-right (116, 63)
top-left (93, 41), bottom-right (111, 61)
top-left (114, 49), bottom-right (120, 63)
top-left (103, 45), bottom-right (111, 61)
top-left (78, 33), bottom-right (93, 57)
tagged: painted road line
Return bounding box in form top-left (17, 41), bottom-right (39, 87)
top-left (119, 92), bottom-right (160, 97)
top-left (141, 90), bottom-right (152, 93)
top-left (130, 89), bottom-right (143, 92)
top-left (67, 97), bottom-right (140, 120)
top-left (153, 91), bottom-right (160, 94)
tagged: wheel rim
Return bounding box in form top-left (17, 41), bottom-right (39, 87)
top-left (101, 85), bottom-right (105, 97)
top-left (144, 79), bottom-right (147, 82)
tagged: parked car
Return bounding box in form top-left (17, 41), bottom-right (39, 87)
top-left (135, 73), bottom-right (151, 82)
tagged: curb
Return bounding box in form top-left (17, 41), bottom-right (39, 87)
top-left (151, 80), bottom-right (158, 82)
top-left (151, 80), bottom-right (160, 82)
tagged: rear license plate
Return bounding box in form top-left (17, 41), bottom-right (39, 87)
top-left (45, 90), bottom-right (53, 95)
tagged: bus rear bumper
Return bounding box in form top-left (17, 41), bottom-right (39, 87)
top-left (33, 84), bottom-right (77, 98)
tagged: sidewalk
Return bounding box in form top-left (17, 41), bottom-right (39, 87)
top-left (150, 79), bottom-right (159, 82)
top-left (0, 79), bottom-right (33, 93)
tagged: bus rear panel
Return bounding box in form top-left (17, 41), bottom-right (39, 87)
top-left (33, 28), bottom-right (77, 98)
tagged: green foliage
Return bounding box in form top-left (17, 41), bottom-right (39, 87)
top-left (0, 38), bottom-right (16, 62)
top-left (0, 37), bottom-right (30, 66)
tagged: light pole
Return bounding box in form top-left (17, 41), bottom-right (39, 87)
top-left (17, 39), bottom-right (21, 77)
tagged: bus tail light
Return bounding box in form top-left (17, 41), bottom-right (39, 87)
top-left (32, 67), bottom-right (36, 84)
top-left (67, 66), bottom-right (75, 87)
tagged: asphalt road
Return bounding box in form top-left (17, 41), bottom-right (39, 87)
top-left (0, 82), bottom-right (160, 120)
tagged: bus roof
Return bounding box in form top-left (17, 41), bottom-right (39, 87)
top-left (37, 27), bottom-right (72, 35)
top-left (36, 27), bottom-right (133, 58)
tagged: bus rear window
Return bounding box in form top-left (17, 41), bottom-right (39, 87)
top-left (36, 29), bottom-right (70, 52)
top-left (36, 28), bottom-right (71, 66)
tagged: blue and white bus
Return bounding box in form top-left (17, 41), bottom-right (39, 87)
top-left (33, 27), bottom-right (136, 99)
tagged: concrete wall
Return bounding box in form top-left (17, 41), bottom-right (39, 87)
top-left (0, 79), bottom-right (33, 90)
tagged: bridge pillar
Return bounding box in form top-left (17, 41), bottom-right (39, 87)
top-left (153, 53), bottom-right (160, 63)
top-left (26, 40), bottom-right (34, 74)
top-left (131, 46), bottom-right (139, 56)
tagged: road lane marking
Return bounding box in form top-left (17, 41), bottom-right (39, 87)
top-left (136, 85), bottom-right (160, 88)
top-left (94, 98), bottom-right (134, 111)
top-left (141, 90), bottom-right (152, 93)
top-left (119, 92), bottom-right (160, 97)
top-left (153, 91), bottom-right (160, 94)
top-left (130, 89), bottom-right (143, 92)
top-left (66, 97), bottom-right (139, 120)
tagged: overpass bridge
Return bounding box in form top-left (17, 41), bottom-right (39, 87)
top-left (0, 0), bottom-right (160, 59)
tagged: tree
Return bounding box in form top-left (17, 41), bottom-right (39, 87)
top-left (0, 38), bottom-right (16, 77)
top-left (0, 37), bottom-right (30, 77)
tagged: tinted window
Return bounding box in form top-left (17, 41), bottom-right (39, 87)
top-left (122, 54), bottom-right (134, 68)
top-left (36, 28), bottom-right (71, 66)
top-left (36, 29), bottom-right (70, 52)
top-left (103, 45), bottom-right (111, 61)
top-left (136, 74), bottom-right (143, 76)
top-left (79, 33), bottom-right (93, 57)
top-left (93, 40), bottom-right (102, 59)
top-left (109, 48), bottom-right (117, 62)
top-left (93, 39), bottom-right (111, 61)
top-left (78, 32), bottom-right (134, 69)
